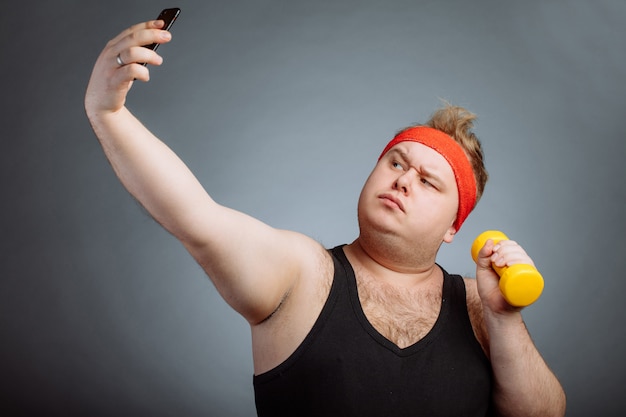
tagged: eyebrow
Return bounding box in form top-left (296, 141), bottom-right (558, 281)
top-left (388, 148), bottom-right (446, 187)
top-left (419, 167), bottom-right (445, 187)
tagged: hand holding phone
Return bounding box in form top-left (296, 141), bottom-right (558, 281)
top-left (143, 8), bottom-right (180, 65)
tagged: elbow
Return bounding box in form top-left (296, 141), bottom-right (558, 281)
top-left (554, 388), bottom-right (567, 417)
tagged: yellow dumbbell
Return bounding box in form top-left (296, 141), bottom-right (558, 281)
top-left (471, 230), bottom-right (544, 307)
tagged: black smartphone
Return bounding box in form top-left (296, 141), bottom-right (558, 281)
top-left (143, 8), bottom-right (181, 64)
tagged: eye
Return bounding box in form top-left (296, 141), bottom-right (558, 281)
top-left (392, 161), bottom-right (404, 170)
top-left (420, 178), bottom-right (435, 189)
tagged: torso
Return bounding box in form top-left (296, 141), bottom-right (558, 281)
top-left (251, 242), bottom-right (489, 375)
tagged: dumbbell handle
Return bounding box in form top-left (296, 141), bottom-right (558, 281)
top-left (471, 230), bottom-right (544, 307)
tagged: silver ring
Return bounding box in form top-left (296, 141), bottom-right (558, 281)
top-left (116, 53), bottom-right (125, 66)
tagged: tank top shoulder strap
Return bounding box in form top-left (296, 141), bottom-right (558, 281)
top-left (439, 266), bottom-right (485, 352)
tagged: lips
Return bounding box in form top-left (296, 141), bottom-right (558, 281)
top-left (379, 193), bottom-right (405, 212)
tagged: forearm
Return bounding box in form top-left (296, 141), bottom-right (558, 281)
top-left (82, 19), bottom-right (312, 327)
top-left (486, 311), bottom-right (566, 417)
top-left (87, 107), bottom-right (215, 243)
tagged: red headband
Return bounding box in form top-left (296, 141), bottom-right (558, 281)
top-left (378, 126), bottom-right (477, 231)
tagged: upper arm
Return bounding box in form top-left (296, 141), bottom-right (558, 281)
top-left (463, 277), bottom-right (490, 357)
top-left (180, 202), bottom-right (325, 325)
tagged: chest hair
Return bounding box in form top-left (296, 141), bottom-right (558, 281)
top-left (355, 270), bottom-right (442, 349)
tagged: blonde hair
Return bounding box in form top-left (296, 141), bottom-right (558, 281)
top-left (419, 103), bottom-right (488, 204)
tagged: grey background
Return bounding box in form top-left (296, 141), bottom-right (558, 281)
top-left (1, 0), bottom-right (625, 416)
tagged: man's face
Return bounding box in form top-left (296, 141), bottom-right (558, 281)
top-left (357, 142), bottom-right (460, 246)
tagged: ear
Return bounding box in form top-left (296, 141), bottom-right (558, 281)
top-left (443, 225), bottom-right (457, 244)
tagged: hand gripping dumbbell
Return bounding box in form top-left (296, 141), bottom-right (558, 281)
top-left (471, 230), bottom-right (544, 307)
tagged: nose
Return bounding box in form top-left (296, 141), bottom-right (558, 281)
top-left (393, 170), bottom-right (413, 194)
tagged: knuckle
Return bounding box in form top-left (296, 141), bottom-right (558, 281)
top-left (128, 30), bottom-right (140, 42)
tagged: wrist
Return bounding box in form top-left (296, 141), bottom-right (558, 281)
top-left (483, 308), bottom-right (525, 334)
top-left (86, 105), bottom-right (127, 128)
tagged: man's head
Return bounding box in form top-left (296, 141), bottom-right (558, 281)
top-left (355, 104), bottom-right (488, 262)
top-left (379, 104), bottom-right (488, 232)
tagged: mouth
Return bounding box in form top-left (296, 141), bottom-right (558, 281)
top-left (379, 193), bottom-right (405, 212)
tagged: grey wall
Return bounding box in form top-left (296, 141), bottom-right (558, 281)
top-left (2, 0), bottom-right (625, 416)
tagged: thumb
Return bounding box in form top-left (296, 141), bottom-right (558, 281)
top-left (475, 238), bottom-right (497, 270)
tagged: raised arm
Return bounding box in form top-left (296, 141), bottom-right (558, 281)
top-left (84, 19), bottom-right (320, 325)
top-left (474, 239), bottom-right (567, 417)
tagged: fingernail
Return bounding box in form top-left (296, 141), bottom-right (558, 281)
top-left (161, 31), bottom-right (171, 40)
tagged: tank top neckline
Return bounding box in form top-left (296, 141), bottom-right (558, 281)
top-left (332, 245), bottom-right (452, 357)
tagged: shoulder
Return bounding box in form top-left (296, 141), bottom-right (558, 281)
top-left (265, 233), bottom-right (335, 320)
top-left (290, 233), bottom-right (335, 284)
top-left (463, 277), bottom-right (490, 357)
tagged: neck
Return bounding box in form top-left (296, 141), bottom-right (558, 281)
top-left (345, 237), bottom-right (440, 288)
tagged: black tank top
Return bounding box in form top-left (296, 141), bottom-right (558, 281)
top-left (253, 246), bottom-right (493, 416)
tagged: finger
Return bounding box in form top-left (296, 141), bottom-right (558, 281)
top-left (113, 62), bottom-right (150, 84)
top-left (117, 46), bottom-right (164, 69)
top-left (114, 28), bottom-right (172, 55)
top-left (109, 30), bottom-right (169, 77)
top-left (109, 20), bottom-right (165, 46)
top-left (492, 239), bottom-right (518, 250)
top-left (106, 26), bottom-right (171, 72)
top-left (490, 243), bottom-right (535, 267)
top-left (105, 52), bottom-right (152, 85)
